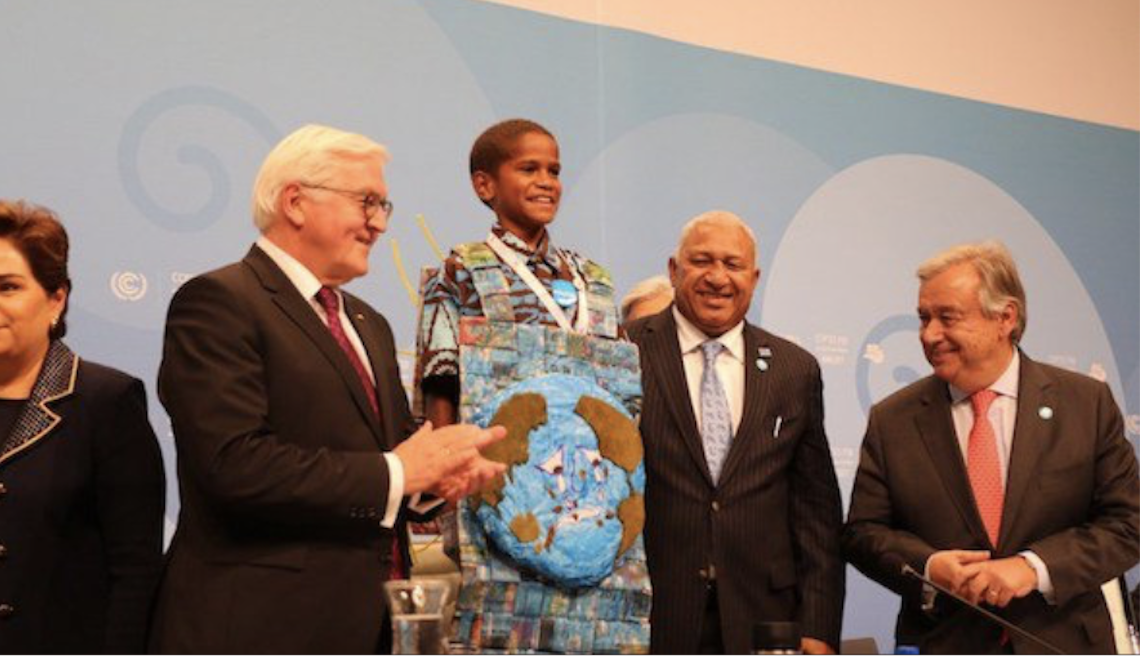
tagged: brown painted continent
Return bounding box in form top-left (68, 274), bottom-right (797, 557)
top-left (574, 395), bottom-right (644, 472)
top-left (474, 392), bottom-right (547, 508)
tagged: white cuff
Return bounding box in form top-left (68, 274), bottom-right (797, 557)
top-left (921, 557), bottom-right (937, 611)
top-left (381, 453), bottom-right (404, 528)
top-left (1020, 550), bottom-right (1056, 604)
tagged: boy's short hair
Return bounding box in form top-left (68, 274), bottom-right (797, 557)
top-left (469, 118), bottom-right (555, 177)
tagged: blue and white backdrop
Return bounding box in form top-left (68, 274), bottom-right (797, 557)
top-left (2, 0), bottom-right (1137, 647)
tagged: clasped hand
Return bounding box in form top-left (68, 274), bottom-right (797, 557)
top-left (394, 421), bottom-right (507, 502)
top-left (927, 550), bottom-right (1038, 608)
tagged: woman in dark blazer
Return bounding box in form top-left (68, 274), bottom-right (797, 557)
top-left (0, 200), bottom-right (166, 653)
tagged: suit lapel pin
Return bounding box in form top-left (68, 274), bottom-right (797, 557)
top-left (1038, 406), bottom-right (1053, 420)
top-left (756, 347), bottom-right (771, 372)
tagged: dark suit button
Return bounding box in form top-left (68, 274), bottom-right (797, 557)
top-left (0, 603), bottom-right (14, 618)
top-left (0, 544), bottom-right (7, 559)
top-left (711, 501), bottom-right (720, 512)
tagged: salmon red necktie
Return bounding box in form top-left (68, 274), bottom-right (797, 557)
top-left (967, 389), bottom-right (1004, 547)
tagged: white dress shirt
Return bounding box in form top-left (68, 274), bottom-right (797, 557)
top-left (673, 306), bottom-right (746, 436)
top-left (257, 236), bottom-right (404, 528)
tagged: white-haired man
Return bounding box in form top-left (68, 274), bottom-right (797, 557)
top-left (621, 275), bottom-right (674, 325)
top-left (843, 241), bottom-right (1139, 653)
top-left (627, 210), bottom-right (844, 654)
top-left (150, 125), bottom-right (505, 653)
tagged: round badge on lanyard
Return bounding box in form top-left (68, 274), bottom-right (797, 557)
top-left (551, 279), bottom-right (578, 308)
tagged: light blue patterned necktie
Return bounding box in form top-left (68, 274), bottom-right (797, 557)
top-left (700, 340), bottom-right (732, 484)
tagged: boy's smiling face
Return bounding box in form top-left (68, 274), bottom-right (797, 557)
top-left (474, 131), bottom-right (562, 244)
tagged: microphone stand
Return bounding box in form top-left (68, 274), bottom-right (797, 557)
top-left (900, 563), bottom-right (1067, 655)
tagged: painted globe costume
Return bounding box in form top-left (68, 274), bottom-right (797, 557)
top-left (470, 374), bottom-right (646, 589)
top-left (416, 237), bottom-right (651, 653)
top-left (455, 321), bottom-right (650, 653)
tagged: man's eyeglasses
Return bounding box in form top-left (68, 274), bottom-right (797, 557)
top-left (298, 183), bottom-right (393, 220)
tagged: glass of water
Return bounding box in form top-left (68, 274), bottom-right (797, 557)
top-left (384, 579), bottom-right (451, 654)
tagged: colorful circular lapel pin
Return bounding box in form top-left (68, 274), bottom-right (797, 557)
top-left (551, 279), bottom-right (578, 308)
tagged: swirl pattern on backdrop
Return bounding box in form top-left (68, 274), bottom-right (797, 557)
top-left (117, 85), bottom-right (280, 232)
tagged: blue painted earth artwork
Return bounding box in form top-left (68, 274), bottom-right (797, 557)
top-left (470, 374), bottom-right (646, 588)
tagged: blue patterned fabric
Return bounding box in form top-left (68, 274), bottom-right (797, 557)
top-left (454, 320), bottom-right (651, 653)
top-left (415, 225), bottom-right (619, 401)
top-left (699, 340), bottom-right (732, 484)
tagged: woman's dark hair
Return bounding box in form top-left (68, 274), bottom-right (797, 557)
top-left (0, 200), bottom-right (71, 339)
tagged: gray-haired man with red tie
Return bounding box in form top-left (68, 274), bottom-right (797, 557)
top-left (844, 241), bottom-right (1139, 653)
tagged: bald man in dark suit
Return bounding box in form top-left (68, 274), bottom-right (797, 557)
top-left (628, 211), bottom-right (844, 654)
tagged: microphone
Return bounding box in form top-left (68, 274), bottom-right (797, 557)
top-left (896, 560), bottom-right (1067, 655)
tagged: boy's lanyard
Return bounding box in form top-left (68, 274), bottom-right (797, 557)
top-left (485, 233), bottom-right (589, 334)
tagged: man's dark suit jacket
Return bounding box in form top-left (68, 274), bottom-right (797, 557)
top-left (628, 308), bottom-right (845, 654)
top-left (843, 353), bottom-right (1140, 654)
top-left (150, 245), bottom-right (416, 654)
top-left (0, 342), bottom-right (166, 653)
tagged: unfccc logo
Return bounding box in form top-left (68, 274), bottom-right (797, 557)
top-left (111, 271), bottom-right (148, 301)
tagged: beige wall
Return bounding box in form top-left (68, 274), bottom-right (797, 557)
top-left (476, 0), bottom-right (1139, 130)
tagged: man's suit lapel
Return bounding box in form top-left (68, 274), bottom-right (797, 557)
top-left (244, 247), bottom-right (385, 445)
top-left (344, 295), bottom-right (402, 450)
top-left (644, 310), bottom-right (714, 485)
top-left (718, 323), bottom-right (770, 485)
top-left (914, 378), bottom-right (992, 547)
top-left (999, 354), bottom-right (1053, 549)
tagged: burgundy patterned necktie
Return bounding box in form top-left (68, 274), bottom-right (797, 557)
top-left (316, 287), bottom-right (379, 416)
top-left (967, 389), bottom-right (1004, 547)
top-left (315, 287), bottom-right (405, 579)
